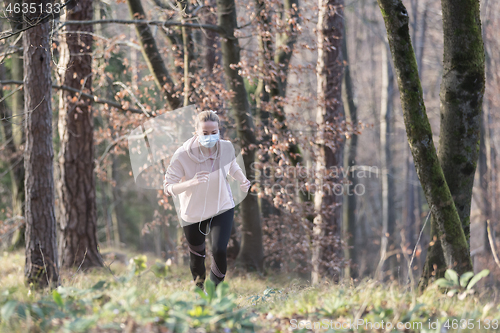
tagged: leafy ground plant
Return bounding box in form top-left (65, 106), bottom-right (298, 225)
top-left (0, 254), bottom-right (258, 332)
top-left (434, 269), bottom-right (490, 299)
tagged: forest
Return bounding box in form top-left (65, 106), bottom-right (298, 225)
top-left (0, 0), bottom-right (499, 332)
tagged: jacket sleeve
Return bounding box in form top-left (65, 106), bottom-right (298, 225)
top-left (163, 155), bottom-right (185, 197)
top-left (228, 145), bottom-right (243, 180)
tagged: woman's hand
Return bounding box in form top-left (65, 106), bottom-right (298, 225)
top-left (190, 171), bottom-right (210, 186)
top-left (164, 173), bottom-right (207, 197)
top-left (163, 179), bottom-right (171, 196)
top-left (240, 178), bottom-right (251, 192)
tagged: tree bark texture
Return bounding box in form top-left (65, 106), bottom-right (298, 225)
top-left (23, 0), bottom-right (59, 289)
top-left (311, 0), bottom-right (345, 285)
top-left (376, 0), bottom-right (473, 283)
top-left (56, 0), bottom-right (103, 270)
top-left (5, 0), bottom-right (26, 249)
top-left (379, 42), bottom-right (396, 280)
top-left (420, 0), bottom-right (485, 288)
top-left (437, 0), bottom-right (485, 249)
top-left (341, 28), bottom-right (359, 280)
top-left (127, 0), bottom-right (181, 110)
top-left (217, 0), bottom-right (264, 272)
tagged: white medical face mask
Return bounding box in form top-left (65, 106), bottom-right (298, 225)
top-left (198, 132), bottom-right (219, 148)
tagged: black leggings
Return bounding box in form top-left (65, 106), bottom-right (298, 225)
top-left (183, 207), bottom-right (234, 288)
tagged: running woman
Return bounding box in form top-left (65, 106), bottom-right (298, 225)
top-left (163, 110), bottom-right (251, 291)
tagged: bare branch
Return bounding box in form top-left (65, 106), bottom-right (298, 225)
top-left (0, 80), bottom-right (146, 115)
top-left (59, 19), bottom-right (227, 36)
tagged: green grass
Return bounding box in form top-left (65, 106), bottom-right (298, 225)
top-left (1, 248), bottom-right (500, 332)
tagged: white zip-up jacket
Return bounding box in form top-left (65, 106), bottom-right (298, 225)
top-left (163, 134), bottom-right (242, 224)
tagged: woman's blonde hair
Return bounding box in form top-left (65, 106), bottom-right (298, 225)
top-left (195, 110), bottom-right (220, 131)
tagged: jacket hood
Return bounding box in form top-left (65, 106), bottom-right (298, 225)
top-left (184, 134), bottom-right (221, 164)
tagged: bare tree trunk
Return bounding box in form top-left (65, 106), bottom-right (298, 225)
top-left (480, 13), bottom-right (494, 256)
top-left (405, 152), bottom-right (416, 256)
top-left (273, 0), bottom-right (303, 167)
top-left (254, 0), bottom-right (303, 167)
top-left (177, 0), bottom-right (194, 107)
top-left (253, 0), bottom-right (282, 271)
top-left (376, 0), bottom-right (473, 285)
top-left (23, 0), bottom-right (60, 289)
top-left (479, 101), bottom-right (491, 253)
top-left (479, 80), bottom-right (495, 261)
top-left (341, 26), bottom-right (359, 280)
top-left (127, 0), bottom-right (181, 110)
top-left (203, 0), bottom-right (219, 71)
top-left (406, 0), bottom-right (428, 283)
top-left (56, 0), bottom-right (102, 270)
top-left (0, 62), bottom-right (25, 251)
top-left (252, 1), bottom-right (306, 273)
top-left (312, 0), bottom-right (345, 285)
top-left (99, 177), bottom-right (112, 248)
top-left (4, 0), bottom-right (26, 250)
top-left (107, 161), bottom-right (122, 249)
top-left (379, 41), bottom-right (396, 281)
top-left (420, 0), bottom-right (485, 289)
top-left (217, 0), bottom-right (264, 272)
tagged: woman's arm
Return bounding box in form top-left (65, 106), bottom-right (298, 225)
top-left (228, 152), bottom-right (246, 182)
top-left (163, 154), bottom-right (186, 197)
top-left (227, 151), bottom-right (251, 192)
top-left (164, 171), bottom-right (211, 197)
top-left (234, 170), bottom-right (251, 192)
top-left (230, 169), bottom-right (251, 192)
top-left (166, 179), bottom-right (191, 197)
top-left (231, 169), bottom-right (246, 183)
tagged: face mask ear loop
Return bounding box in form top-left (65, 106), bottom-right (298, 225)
top-left (198, 141), bottom-right (218, 236)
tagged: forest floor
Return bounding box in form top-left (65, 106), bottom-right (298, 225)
top-left (1, 247), bottom-right (500, 333)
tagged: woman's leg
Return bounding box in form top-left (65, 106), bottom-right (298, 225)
top-left (183, 221), bottom-right (208, 289)
top-left (208, 207), bottom-right (235, 287)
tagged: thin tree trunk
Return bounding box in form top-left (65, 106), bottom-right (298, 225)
top-left (203, 0), bottom-right (219, 71)
top-left (405, 152), bottom-right (416, 255)
top-left (4, 0), bottom-right (25, 250)
top-left (177, 0), bottom-right (194, 107)
top-left (200, 0), bottom-right (240, 260)
top-left (376, 0), bottom-right (473, 285)
top-left (107, 160), bottom-right (122, 249)
top-left (217, 0), bottom-right (264, 272)
top-left (311, 0), bottom-right (345, 285)
top-left (254, 0), bottom-right (281, 270)
top-left (479, 102), bottom-right (491, 253)
top-left (273, 0), bottom-right (303, 168)
top-left (127, 0), bottom-right (181, 110)
top-left (255, 0), bottom-right (303, 168)
top-left (480, 14), bottom-right (494, 256)
top-left (0, 62), bottom-right (25, 251)
top-left (407, 0), bottom-right (427, 282)
top-left (23, 0), bottom-right (60, 289)
top-left (341, 26), bottom-right (359, 280)
top-left (379, 41), bottom-right (396, 281)
top-left (99, 177), bottom-right (112, 248)
top-left (420, 0), bottom-right (485, 289)
top-left (487, 109), bottom-right (496, 247)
